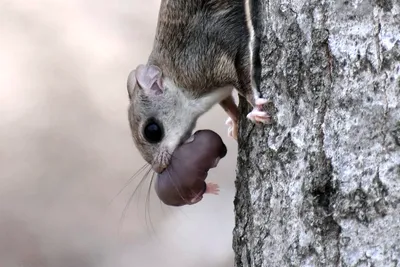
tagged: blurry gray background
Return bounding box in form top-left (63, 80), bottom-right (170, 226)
top-left (0, 0), bottom-right (238, 266)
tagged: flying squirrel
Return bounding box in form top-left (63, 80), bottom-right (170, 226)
top-left (127, 0), bottom-right (271, 173)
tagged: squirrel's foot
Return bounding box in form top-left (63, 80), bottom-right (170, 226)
top-left (225, 117), bottom-right (238, 140)
top-left (246, 97), bottom-right (272, 124)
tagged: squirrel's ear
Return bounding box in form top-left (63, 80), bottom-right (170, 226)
top-left (135, 64), bottom-right (164, 95)
top-left (127, 69), bottom-right (136, 99)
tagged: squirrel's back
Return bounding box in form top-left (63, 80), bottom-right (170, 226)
top-left (148, 0), bottom-right (252, 96)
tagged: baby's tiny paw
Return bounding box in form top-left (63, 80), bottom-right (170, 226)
top-left (205, 182), bottom-right (220, 195)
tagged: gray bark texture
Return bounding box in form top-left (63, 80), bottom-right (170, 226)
top-left (233, 0), bottom-right (400, 266)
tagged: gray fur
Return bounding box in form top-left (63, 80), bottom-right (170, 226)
top-left (127, 0), bottom-right (259, 172)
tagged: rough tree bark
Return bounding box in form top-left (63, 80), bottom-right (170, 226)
top-left (233, 0), bottom-right (400, 266)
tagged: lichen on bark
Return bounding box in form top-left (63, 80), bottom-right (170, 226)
top-left (233, 0), bottom-right (400, 266)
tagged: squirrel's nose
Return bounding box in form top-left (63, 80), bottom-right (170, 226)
top-left (153, 163), bottom-right (167, 173)
top-left (153, 150), bottom-right (172, 173)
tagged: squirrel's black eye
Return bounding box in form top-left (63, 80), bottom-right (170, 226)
top-left (143, 120), bottom-right (163, 143)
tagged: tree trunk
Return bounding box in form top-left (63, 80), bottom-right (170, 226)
top-left (233, 0), bottom-right (400, 266)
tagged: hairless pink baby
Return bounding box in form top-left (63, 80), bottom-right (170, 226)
top-left (155, 130), bottom-right (227, 206)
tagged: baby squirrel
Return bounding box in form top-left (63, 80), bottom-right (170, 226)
top-left (127, 0), bottom-right (271, 173)
top-left (155, 129), bottom-right (227, 206)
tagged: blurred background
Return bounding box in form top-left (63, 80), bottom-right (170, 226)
top-left (0, 0), bottom-right (238, 266)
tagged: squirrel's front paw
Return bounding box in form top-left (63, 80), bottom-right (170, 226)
top-left (225, 117), bottom-right (238, 140)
